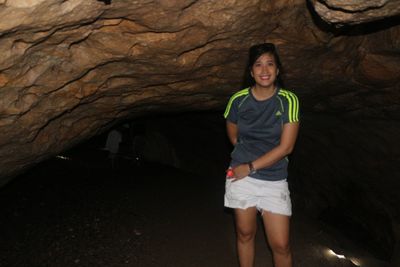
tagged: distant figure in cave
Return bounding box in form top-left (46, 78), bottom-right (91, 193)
top-left (104, 128), bottom-right (122, 169)
top-left (224, 43), bottom-right (300, 267)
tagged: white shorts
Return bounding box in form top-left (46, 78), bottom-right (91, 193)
top-left (224, 176), bottom-right (292, 216)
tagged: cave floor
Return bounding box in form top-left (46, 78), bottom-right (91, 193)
top-left (0, 149), bottom-right (390, 267)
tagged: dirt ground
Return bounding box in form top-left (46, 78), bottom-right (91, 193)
top-left (0, 150), bottom-right (390, 267)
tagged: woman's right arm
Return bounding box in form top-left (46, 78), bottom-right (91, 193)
top-left (226, 120), bottom-right (238, 145)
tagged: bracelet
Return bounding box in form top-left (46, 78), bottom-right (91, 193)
top-left (248, 162), bottom-right (256, 175)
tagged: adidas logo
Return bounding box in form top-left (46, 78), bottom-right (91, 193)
top-left (275, 111), bottom-right (282, 116)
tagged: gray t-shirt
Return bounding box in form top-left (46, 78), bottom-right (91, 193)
top-left (224, 87), bottom-right (300, 181)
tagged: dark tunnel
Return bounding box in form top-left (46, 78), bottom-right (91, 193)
top-left (1, 109), bottom-right (399, 267)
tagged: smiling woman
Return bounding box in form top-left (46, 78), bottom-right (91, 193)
top-left (250, 53), bottom-right (279, 96)
top-left (223, 43), bottom-right (300, 267)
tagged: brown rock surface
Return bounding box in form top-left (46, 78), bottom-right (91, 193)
top-left (311, 0), bottom-right (400, 25)
top-left (0, 0), bottom-right (398, 185)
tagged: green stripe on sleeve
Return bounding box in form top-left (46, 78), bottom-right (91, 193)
top-left (278, 89), bottom-right (299, 123)
top-left (223, 88), bottom-right (249, 118)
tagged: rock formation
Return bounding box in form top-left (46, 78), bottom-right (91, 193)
top-left (0, 0), bottom-right (399, 263)
top-left (310, 0), bottom-right (400, 25)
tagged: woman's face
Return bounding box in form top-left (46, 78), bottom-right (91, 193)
top-left (251, 53), bottom-right (279, 90)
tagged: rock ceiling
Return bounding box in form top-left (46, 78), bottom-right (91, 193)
top-left (312, 0), bottom-right (400, 25)
top-left (0, 0), bottom-right (399, 185)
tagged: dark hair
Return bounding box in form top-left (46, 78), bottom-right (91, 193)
top-left (243, 43), bottom-right (284, 87)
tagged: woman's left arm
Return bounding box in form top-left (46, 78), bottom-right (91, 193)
top-left (253, 122), bottom-right (299, 170)
top-left (232, 122), bottom-right (300, 180)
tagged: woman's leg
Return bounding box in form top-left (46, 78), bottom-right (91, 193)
top-left (234, 207), bottom-right (258, 267)
top-left (262, 211), bottom-right (292, 267)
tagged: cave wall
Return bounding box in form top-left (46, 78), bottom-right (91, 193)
top-left (290, 115), bottom-right (400, 260)
top-left (0, 0), bottom-right (264, 182)
top-left (311, 0), bottom-right (400, 25)
top-left (0, 0), bottom-right (399, 184)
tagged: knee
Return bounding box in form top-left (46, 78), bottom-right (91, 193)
top-left (270, 240), bottom-right (291, 256)
top-left (236, 228), bottom-right (256, 243)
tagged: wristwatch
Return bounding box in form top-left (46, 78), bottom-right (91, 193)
top-left (248, 162), bottom-right (256, 175)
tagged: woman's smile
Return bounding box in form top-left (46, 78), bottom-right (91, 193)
top-left (251, 53), bottom-right (278, 90)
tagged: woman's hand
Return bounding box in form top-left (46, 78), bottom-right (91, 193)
top-left (230, 164), bottom-right (250, 182)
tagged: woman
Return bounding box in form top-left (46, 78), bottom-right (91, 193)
top-left (224, 43), bottom-right (300, 267)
